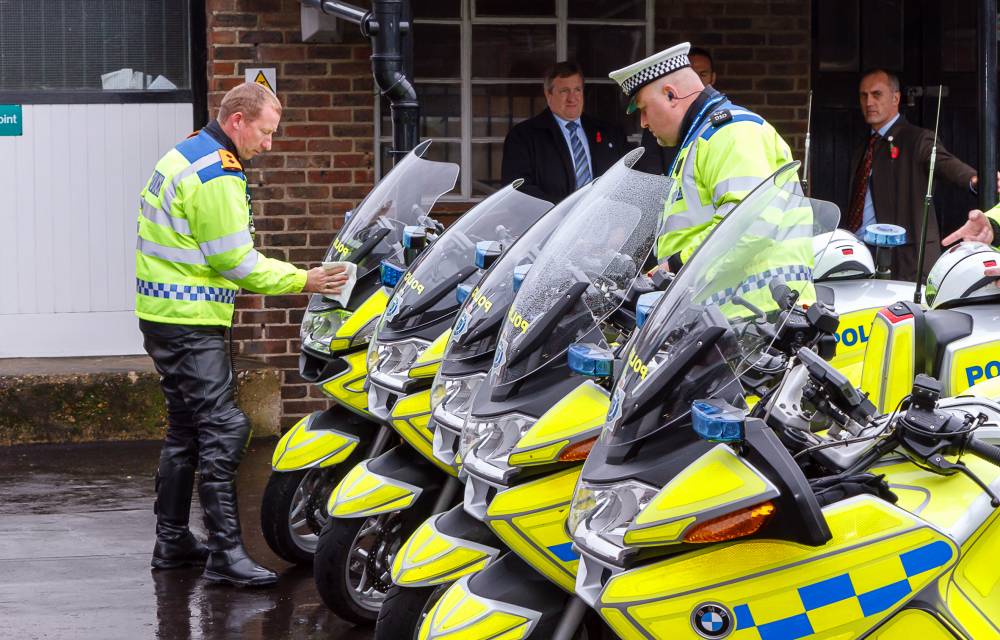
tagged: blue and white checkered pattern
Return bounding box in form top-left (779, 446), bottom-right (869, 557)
top-left (704, 265), bottom-right (812, 308)
top-left (136, 278), bottom-right (237, 304)
top-left (730, 540), bottom-right (953, 640)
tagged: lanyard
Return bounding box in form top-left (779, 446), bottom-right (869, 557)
top-left (667, 94), bottom-right (730, 177)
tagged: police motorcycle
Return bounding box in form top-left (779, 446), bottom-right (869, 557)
top-left (377, 185), bottom-right (588, 638)
top-left (564, 163), bottom-right (1000, 640)
top-left (416, 148), bottom-right (675, 640)
top-left (312, 180), bottom-right (554, 625)
top-left (861, 239), bottom-right (1000, 413)
top-left (813, 227), bottom-right (915, 386)
top-left (261, 140), bottom-right (459, 565)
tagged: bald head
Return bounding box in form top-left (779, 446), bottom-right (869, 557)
top-left (634, 68), bottom-right (705, 146)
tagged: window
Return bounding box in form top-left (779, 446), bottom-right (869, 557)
top-left (0, 0), bottom-right (191, 94)
top-left (376, 0), bottom-right (654, 199)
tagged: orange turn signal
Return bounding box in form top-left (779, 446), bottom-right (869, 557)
top-left (682, 501), bottom-right (775, 543)
top-left (558, 437), bottom-right (597, 462)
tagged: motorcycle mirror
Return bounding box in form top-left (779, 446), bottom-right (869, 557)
top-left (691, 399), bottom-right (746, 443)
top-left (567, 342), bottom-right (615, 378)
top-left (475, 240), bottom-right (503, 270)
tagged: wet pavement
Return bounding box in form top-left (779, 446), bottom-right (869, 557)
top-left (0, 439), bottom-right (373, 640)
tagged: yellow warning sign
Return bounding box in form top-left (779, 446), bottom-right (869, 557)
top-left (245, 68), bottom-right (276, 93)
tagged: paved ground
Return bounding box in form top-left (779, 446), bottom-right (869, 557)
top-left (0, 438), bottom-right (373, 640)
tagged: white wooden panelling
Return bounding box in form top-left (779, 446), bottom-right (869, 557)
top-left (0, 102), bottom-right (193, 357)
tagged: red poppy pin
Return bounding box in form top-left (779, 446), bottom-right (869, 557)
top-left (888, 136), bottom-right (899, 160)
top-left (596, 131), bottom-right (602, 144)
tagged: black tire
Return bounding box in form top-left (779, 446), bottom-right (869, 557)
top-left (375, 584), bottom-right (447, 640)
top-left (260, 467), bottom-right (340, 565)
top-left (314, 516), bottom-right (387, 625)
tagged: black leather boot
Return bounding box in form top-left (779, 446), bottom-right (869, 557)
top-left (151, 462), bottom-right (209, 570)
top-left (199, 480), bottom-right (277, 587)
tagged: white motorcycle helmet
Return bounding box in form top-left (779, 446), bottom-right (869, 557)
top-left (812, 229), bottom-right (875, 280)
top-left (925, 241), bottom-right (1000, 309)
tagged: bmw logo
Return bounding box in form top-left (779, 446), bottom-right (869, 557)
top-left (690, 603), bottom-right (733, 639)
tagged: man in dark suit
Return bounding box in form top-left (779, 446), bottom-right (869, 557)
top-left (501, 61), bottom-right (627, 203)
top-left (845, 69), bottom-right (985, 281)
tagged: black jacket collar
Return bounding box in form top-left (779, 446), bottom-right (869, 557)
top-left (203, 120), bottom-right (240, 159)
top-left (677, 86), bottom-right (723, 145)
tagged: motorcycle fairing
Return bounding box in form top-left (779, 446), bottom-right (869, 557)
top-left (327, 448), bottom-right (432, 517)
top-left (410, 329), bottom-right (452, 379)
top-left (861, 303), bottom-right (920, 414)
top-left (270, 409), bottom-right (361, 471)
top-left (318, 348), bottom-right (371, 415)
top-left (387, 387), bottom-right (459, 476)
top-left (507, 380), bottom-right (610, 468)
top-left (391, 507), bottom-right (502, 587)
top-left (592, 495), bottom-right (957, 640)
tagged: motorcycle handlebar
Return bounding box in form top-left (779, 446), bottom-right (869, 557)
top-left (967, 438), bottom-right (1000, 468)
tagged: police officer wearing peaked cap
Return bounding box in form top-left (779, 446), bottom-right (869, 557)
top-left (611, 43), bottom-right (798, 271)
top-left (136, 82), bottom-right (348, 586)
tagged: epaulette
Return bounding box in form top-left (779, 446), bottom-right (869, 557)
top-left (218, 149), bottom-right (243, 172)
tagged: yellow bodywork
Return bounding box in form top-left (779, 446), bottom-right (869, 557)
top-left (327, 459), bottom-right (421, 517)
top-left (418, 576), bottom-right (538, 640)
top-left (391, 513), bottom-right (500, 587)
top-left (598, 496), bottom-right (958, 639)
top-left (624, 444), bottom-right (778, 547)
top-left (861, 310), bottom-right (916, 414)
top-left (829, 307), bottom-right (881, 386)
top-left (389, 388), bottom-right (459, 477)
top-left (948, 341), bottom-right (1000, 398)
top-left (963, 375), bottom-right (1000, 401)
top-left (270, 413), bottom-right (360, 471)
top-left (319, 348), bottom-right (371, 414)
top-left (508, 381), bottom-right (609, 467)
top-left (867, 609), bottom-right (957, 639)
top-left (485, 466), bottom-right (581, 592)
top-left (411, 329), bottom-right (451, 379)
top-left (327, 287), bottom-right (390, 352)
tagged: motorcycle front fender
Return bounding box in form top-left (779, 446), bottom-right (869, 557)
top-left (271, 409), bottom-right (363, 472)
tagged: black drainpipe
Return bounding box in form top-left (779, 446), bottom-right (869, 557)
top-left (978, 0), bottom-right (997, 210)
top-left (300, 0), bottom-right (418, 164)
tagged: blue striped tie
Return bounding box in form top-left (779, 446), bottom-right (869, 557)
top-left (566, 121), bottom-right (592, 189)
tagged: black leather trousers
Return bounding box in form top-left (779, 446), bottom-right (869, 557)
top-left (141, 320), bottom-right (252, 551)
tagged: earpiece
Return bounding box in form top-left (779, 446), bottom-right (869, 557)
top-left (667, 91), bottom-right (676, 101)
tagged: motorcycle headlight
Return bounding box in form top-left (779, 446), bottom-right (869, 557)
top-left (460, 412), bottom-right (535, 482)
top-left (368, 336), bottom-right (430, 383)
top-left (349, 315), bottom-right (379, 349)
top-left (567, 479), bottom-right (658, 565)
top-left (300, 309), bottom-right (351, 354)
top-left (431, 373), bottom-right (486, 427)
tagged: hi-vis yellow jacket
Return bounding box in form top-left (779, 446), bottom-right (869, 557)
top-left (986, 202), bottom-right (1000, 245)
top-left (135, 130), bottom-right (306, 327)
top-left (658, 95), bottom-right (795, 265)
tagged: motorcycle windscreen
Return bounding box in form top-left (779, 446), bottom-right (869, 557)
top-left (445, 188), bottom-right (584, 363)
top-left (603, 162), bottom-right (842, 447)
top-left (379, 182), bottom-right (554, 334)
top-left (326, 139), bottom-right (460, 280)
top-left (489, 148), bottom-right (675, 388)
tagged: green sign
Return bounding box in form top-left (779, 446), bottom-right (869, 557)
top-left (0, 105), bottom-right (22, 136)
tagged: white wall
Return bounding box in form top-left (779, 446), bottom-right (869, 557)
top-left (0, 102), bottom-right (193, 357)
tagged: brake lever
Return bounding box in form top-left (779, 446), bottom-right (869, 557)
top-left (926, 454), bottom-right (1000, 507)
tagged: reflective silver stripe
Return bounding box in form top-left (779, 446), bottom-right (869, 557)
top-left (200, 229), bottom-right (252, 257)
top-left (137, 237), bottom-right (207, 264)
top-left (140, 199), bottom-right (191, 236)
top-left (744, 218), bottom-right (815, 241)
top-left (220, 249), bottom-right (259, 280)
top-left (712, 176), bottom-right (765, 202)
top-left (161, 153), bottom-right (226, 216)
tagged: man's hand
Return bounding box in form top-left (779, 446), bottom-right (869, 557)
top-left (942, 209), bottom-right (995, 246)
top-left (969, 172), bottom-right (1000, 194)
top-left (303, 265), bottom-right (350, 294)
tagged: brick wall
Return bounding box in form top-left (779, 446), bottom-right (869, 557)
top-left (208, 0), bottom-right (812, 431)
top-left (654, 0), bottom-right (811, 156)
top-left (207, 0), bottom-right (375, 429)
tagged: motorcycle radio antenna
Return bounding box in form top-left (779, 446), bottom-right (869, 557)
top-left (913, 84), bottom-right (945, 304)
top-left (802, 91), bottom-right (813, 196)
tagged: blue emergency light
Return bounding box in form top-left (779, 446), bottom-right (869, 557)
top-left (691, 399), bottom-right (746, 442)
top-left (380, 260), bottom-right (406, 288)
top-left (403, 225), bottom-right (427, 249)
top-left (475, 241), bottom-right (503, 270)
top-left (567, 343), bottom-right (615, 378)
top-left (636, 291), bottom-right (665, 328)
top-left (456, 283), bottom-right (472, 304)
top-left (513, 263), bottom-right (532, 292)
top-left (864, 223), bottom-right (907, 248)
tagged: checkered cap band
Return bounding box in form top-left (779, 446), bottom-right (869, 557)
top-left (621, 54), bottom-right (690, 97)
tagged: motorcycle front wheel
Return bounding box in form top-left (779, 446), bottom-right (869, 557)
top-left (260, 467), bottom-right (342, 565)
